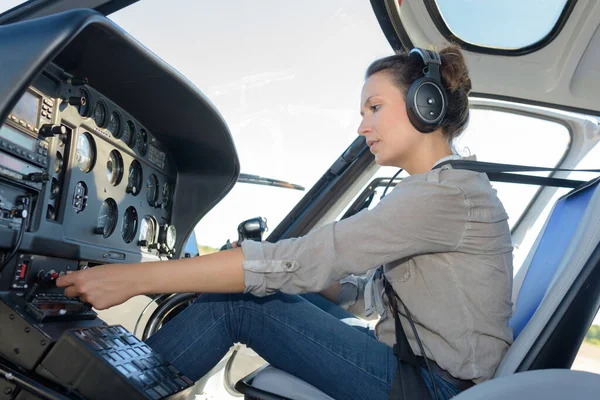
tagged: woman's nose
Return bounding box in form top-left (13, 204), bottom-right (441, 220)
top-left (357, 117), bottom-right (371, 136)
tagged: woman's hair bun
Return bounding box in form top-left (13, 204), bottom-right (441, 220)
top-left (439, 45), bottom-right (472, 95)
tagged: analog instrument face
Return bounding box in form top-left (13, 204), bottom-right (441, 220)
top-left (138, 216), bottom-right (157, 247)
top-left (122, 206), bottom-right (138, 243)
top-left (75, 132), bottom-right (95, 173)
top-left (93, 101), bottom-right (106, 127)
top-left (97, 199), bottom-right (118, 238)
top-left (137, 129), bottom-right (148, 155)
top-left (146, 174), bottom-right (159, 206)
top-left (122, 120), bottom-right (134, 147)
top-left (165, 225), bottom-right (176, 250)
top-left (127, 160), bottom-right (143, 196)
top-left (108, 111), bottom-right (122, 138)
top-left (106, 150), bottom-right (124, 186)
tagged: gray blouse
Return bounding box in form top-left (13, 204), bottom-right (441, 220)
top-left (241, 155), bottom-right (514, 383)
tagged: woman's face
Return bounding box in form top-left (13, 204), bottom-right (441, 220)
top-left (358, 72), bottom-right (421, 167)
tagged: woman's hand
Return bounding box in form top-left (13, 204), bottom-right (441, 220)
top-left (55, 264), bottom-right (141, 310)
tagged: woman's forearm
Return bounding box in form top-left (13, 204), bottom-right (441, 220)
top-left (136, 248), bottom-right (246, 295)
top-left (56, 247), bottom-right (247, 310)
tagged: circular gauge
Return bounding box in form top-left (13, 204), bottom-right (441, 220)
top-left (161, 182), bottom-right (173, 211)
top-left (78, 89), bottom-right (90, 117)
top-left (137, 129), bottom-right (148, 155)
top-left (95, 199), bottom-right (118, 238)
top-left (166, 225), bottom-right (176, 249)
top-left (93, 101), bottom-right (106, 127)
top-left (138, 216), bottom-right (157, 248)
top-left (127, 160), bottom-right (143, 196)
top-left (54, 152), bottom-right (63, 174)
top-left (122, 120), bottom-right (134, 146)
top-left (108, 111), bottom-right (122, 138)
top-left (146, 174), bottom-right (159, 206)
top-left (106, 150), bottom-right (124, 186)
top-left (75, 132), bottom-right (95, 172)
top-left (121, 207), bottom-right (138, 243)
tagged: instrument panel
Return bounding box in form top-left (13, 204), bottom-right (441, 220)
top-left (0, 63), bottom-right (178, 265)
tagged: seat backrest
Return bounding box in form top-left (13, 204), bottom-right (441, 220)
top-left (509, 180), bottom-right (598, 339)
top-left (496, 177), bottom-right (600, 377)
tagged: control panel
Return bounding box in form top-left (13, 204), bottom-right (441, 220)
top-left (0, 65), bottom-right (178, 264)
top-left (0, 10), bottom-right (240, 400)
top-left (0, 65), bottom-right (185, 400)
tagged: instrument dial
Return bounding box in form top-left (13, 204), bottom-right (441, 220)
top-left (137, 129), bottom-right (148, 155)
top-left (122, 120), bottom-right (134, 147)
top-left (158, 224), bottom-right (177, 254)
top-left (122, 206), bottom-right (138, 243)
top-left (138, 216), bottom-right (158, 248)
top-left (93, 101), bottom-right (106, 127)
top-left (106, 150), bottom-right (124, 186)
top-left (127, 160), bottom-right (143, 196)
top-left (146, 174), bottom-right (159, 207)
top-left (75, 132), bottom-right (95, 173)
top-left (108, 111), bottom-right (122, 138)
top-left (96, 199), bottom-right (118, 238)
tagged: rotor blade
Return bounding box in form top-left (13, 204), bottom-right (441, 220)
top-left (238, 173), bottom-right (305, 191)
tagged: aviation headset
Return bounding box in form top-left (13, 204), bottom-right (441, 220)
top-left (406, 48), bottom-right (448, 133)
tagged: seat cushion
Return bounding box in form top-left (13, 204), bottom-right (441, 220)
top-left (252, 366), bottom-right (334, 400)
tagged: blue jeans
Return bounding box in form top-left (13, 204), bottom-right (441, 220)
top-left (144, 292), bottom-right (462, 400)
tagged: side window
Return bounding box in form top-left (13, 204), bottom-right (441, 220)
top-left (573, 311), bottom-right (600, 374)
top-left (339, 108), bottom-right (570, 233)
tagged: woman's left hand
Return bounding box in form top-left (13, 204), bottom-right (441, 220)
top-left (55, 264), bottom-right (140, 310)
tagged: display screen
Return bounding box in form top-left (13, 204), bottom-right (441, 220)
top-left (0, 124), bottom-right (36, 151)
top-left (10, 91), bottom-right (39, 126)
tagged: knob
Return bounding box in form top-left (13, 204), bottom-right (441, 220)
top-left (126, 186), bottom-right (135, 194)
top-left (39, 124), bottom-right (66, 139)
top-left (93, 227), bottom-right (105, 235)
top-left (68, 96), bottom-right (85, 106)
top-left (137, 240), bottom-right (148, 247)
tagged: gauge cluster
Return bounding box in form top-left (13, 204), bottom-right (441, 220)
top-left (56, 82), bottom-right (178, 259)
top-left (1, 11), bottom-right (240, 273)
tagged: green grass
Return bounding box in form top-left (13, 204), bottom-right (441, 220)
top-left (584, 325), bottom-right (600, 346)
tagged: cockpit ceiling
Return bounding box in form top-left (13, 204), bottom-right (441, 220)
top-left (380, 0), bottom-right (600, 116)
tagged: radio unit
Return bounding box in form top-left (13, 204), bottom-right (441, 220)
top-left (0, 124), bottom-right (49, 169)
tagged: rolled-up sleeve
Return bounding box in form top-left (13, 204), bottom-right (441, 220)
top-left (241, 179), bottom-right (468, 297)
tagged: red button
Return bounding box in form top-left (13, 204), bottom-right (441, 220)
top-left (19, 264), bottom-right (27, 279)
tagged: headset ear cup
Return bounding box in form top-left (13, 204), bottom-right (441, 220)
top-left (406, 77), bottom-right (447, 133)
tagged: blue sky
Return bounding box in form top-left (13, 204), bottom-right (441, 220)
top-left (436, 0), bottom-right (568, 49)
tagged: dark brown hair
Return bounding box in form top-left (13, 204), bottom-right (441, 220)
top-left (365, 44), bottom-right (472, 141)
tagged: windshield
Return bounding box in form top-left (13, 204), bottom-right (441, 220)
top-left (110, 0), bottom-right (392, 248)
